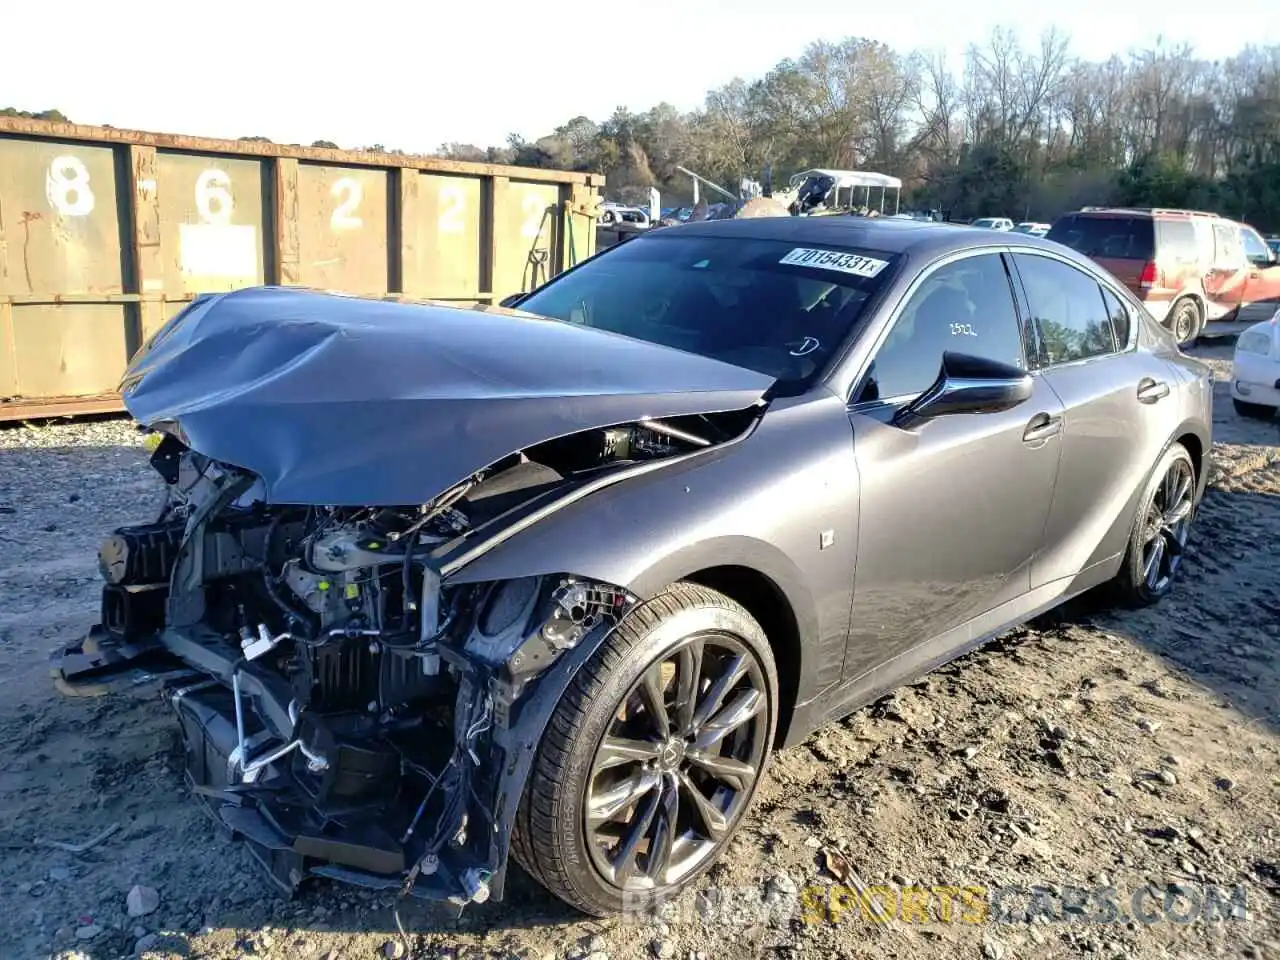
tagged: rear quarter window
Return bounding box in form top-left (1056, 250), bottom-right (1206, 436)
top-left (1047, 216), bottom-right (1155, 260)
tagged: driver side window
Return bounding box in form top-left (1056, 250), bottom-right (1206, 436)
top-left (855, 253), bottom-right (1026, 404)
top-left (1242, 226), bottom-right (1272, 264)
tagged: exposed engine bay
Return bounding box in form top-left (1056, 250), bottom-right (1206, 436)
top-left (53, 411), bottom-right (754, 910)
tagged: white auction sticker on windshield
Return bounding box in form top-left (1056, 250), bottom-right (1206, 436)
top-left (778, 247), bottom-right (889, 278)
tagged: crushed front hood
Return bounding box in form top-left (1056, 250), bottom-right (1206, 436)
top-left (121, 287), bottom-right (773, 505)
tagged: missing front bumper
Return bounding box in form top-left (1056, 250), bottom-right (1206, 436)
top-left (50, 625), bottom-right (198, 697)
top-left (51, 626), bottom-right (499, 911)
top-left (169, 681), bottom-right (475, 912)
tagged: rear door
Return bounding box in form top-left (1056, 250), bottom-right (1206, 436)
top-left (1239, 224), bottom-right (1280, 322)
top-left (1202, 221), bottom-right (1248, 320)
top-left (1010, 251), bottom-right (1185, 589)
top-left (1153, 217), bottom-right (1202, 318)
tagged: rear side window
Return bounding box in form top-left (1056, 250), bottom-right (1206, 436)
top-left (1101, 287), bottom-right (1132, 348)
top-left (1047, 215), bottom-right (1155, 260)
top-left (1013, 253), bottom-right (1117, 364)
top-left (1156, 220), bottom-right (1198, 261)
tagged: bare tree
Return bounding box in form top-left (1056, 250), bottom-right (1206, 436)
top-left (486, 28), bottom-right (1280, 228)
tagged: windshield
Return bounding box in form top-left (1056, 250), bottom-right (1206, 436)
top-left (515, 233), bottom-right (899, 391)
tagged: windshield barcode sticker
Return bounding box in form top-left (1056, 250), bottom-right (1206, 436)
top-left (778, 247), bottom-right (889, 278)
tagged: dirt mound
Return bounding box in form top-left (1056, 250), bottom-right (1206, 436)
top-left (1, 341), bottom-right (1277, 960)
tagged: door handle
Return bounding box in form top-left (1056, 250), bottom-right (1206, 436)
top-left (1137, 378), bottom-right (1170, 403)
top-left (1022, 412), bottom-right (1062, 442)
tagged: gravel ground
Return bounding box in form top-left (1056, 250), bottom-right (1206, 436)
top-left (0, 341), bottom-right (1277, 960)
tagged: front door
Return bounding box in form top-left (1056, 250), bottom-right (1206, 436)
top-left (842, 251), bottom-right (1063, 682)
top-left (1239, 225), bottom-right (1280, 323)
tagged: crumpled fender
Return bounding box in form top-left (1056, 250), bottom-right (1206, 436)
top-left (483, 610), bottom-right (628, 899)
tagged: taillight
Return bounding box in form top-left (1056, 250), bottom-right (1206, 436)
top-left (1139, 261), bottom-right (1158, 289)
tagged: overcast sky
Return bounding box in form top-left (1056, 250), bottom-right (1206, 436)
top-left (5, 0), bottom-right (1276, 152)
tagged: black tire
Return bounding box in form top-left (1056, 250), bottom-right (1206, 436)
top-left (1233, 398), bottom-right (1277, 421)
top-left (1167, 297), bottom-right (1202, 347)
top-left (511, 581), bottom-right (778, 917)
top-left (1113, 442), bottom-right (1196, 607)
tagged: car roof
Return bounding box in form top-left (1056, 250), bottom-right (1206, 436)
top-left (1064, 206), bottom-right (1221, 221)
top-left (638, 215), bottom-right (1070, 261)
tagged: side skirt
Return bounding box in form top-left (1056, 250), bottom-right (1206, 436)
top-left (781, 554), bottom-right (1122, 748)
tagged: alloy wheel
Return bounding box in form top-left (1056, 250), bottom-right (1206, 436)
top-left (583, 632), bottom-right (769, 891)
top-left (1140, 456), bottom-right (1195, 593)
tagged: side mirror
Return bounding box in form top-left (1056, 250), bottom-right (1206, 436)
top-left (498, 293), bottom-right (525, 309)
top-left (892, 351), bottom-right (1033, 428)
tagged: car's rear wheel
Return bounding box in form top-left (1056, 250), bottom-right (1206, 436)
top-left (511, 582), bottom-right (777, 917)
top-left (1233, 398), bottom-right (1277, 421)
top-left (1113, 442), bottom-right (1196, 607)
top-left (1167, 297), bottom-right (1202, 347)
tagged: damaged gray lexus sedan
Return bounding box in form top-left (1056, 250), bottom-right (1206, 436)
top-left (53, 216), bottom-right (1212, 917)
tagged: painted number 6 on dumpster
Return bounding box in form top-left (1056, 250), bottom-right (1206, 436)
top-left (195, 169), bottom-right (234, 224)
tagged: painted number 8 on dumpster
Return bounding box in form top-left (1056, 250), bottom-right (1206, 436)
top-left (46, 156), bottom-right (96, 217)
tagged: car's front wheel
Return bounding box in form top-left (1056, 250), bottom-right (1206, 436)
top-left (1113, 442), bottom-right (1196, 606)
top-left (512, 582), bottom-right (777, 917)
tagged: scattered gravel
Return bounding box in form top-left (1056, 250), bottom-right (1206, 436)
top-left (1, 342), bottom-right (1278, 960)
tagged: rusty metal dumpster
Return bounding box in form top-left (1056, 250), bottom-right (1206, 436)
top-left (0, 117), bottom-right (603, 421)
